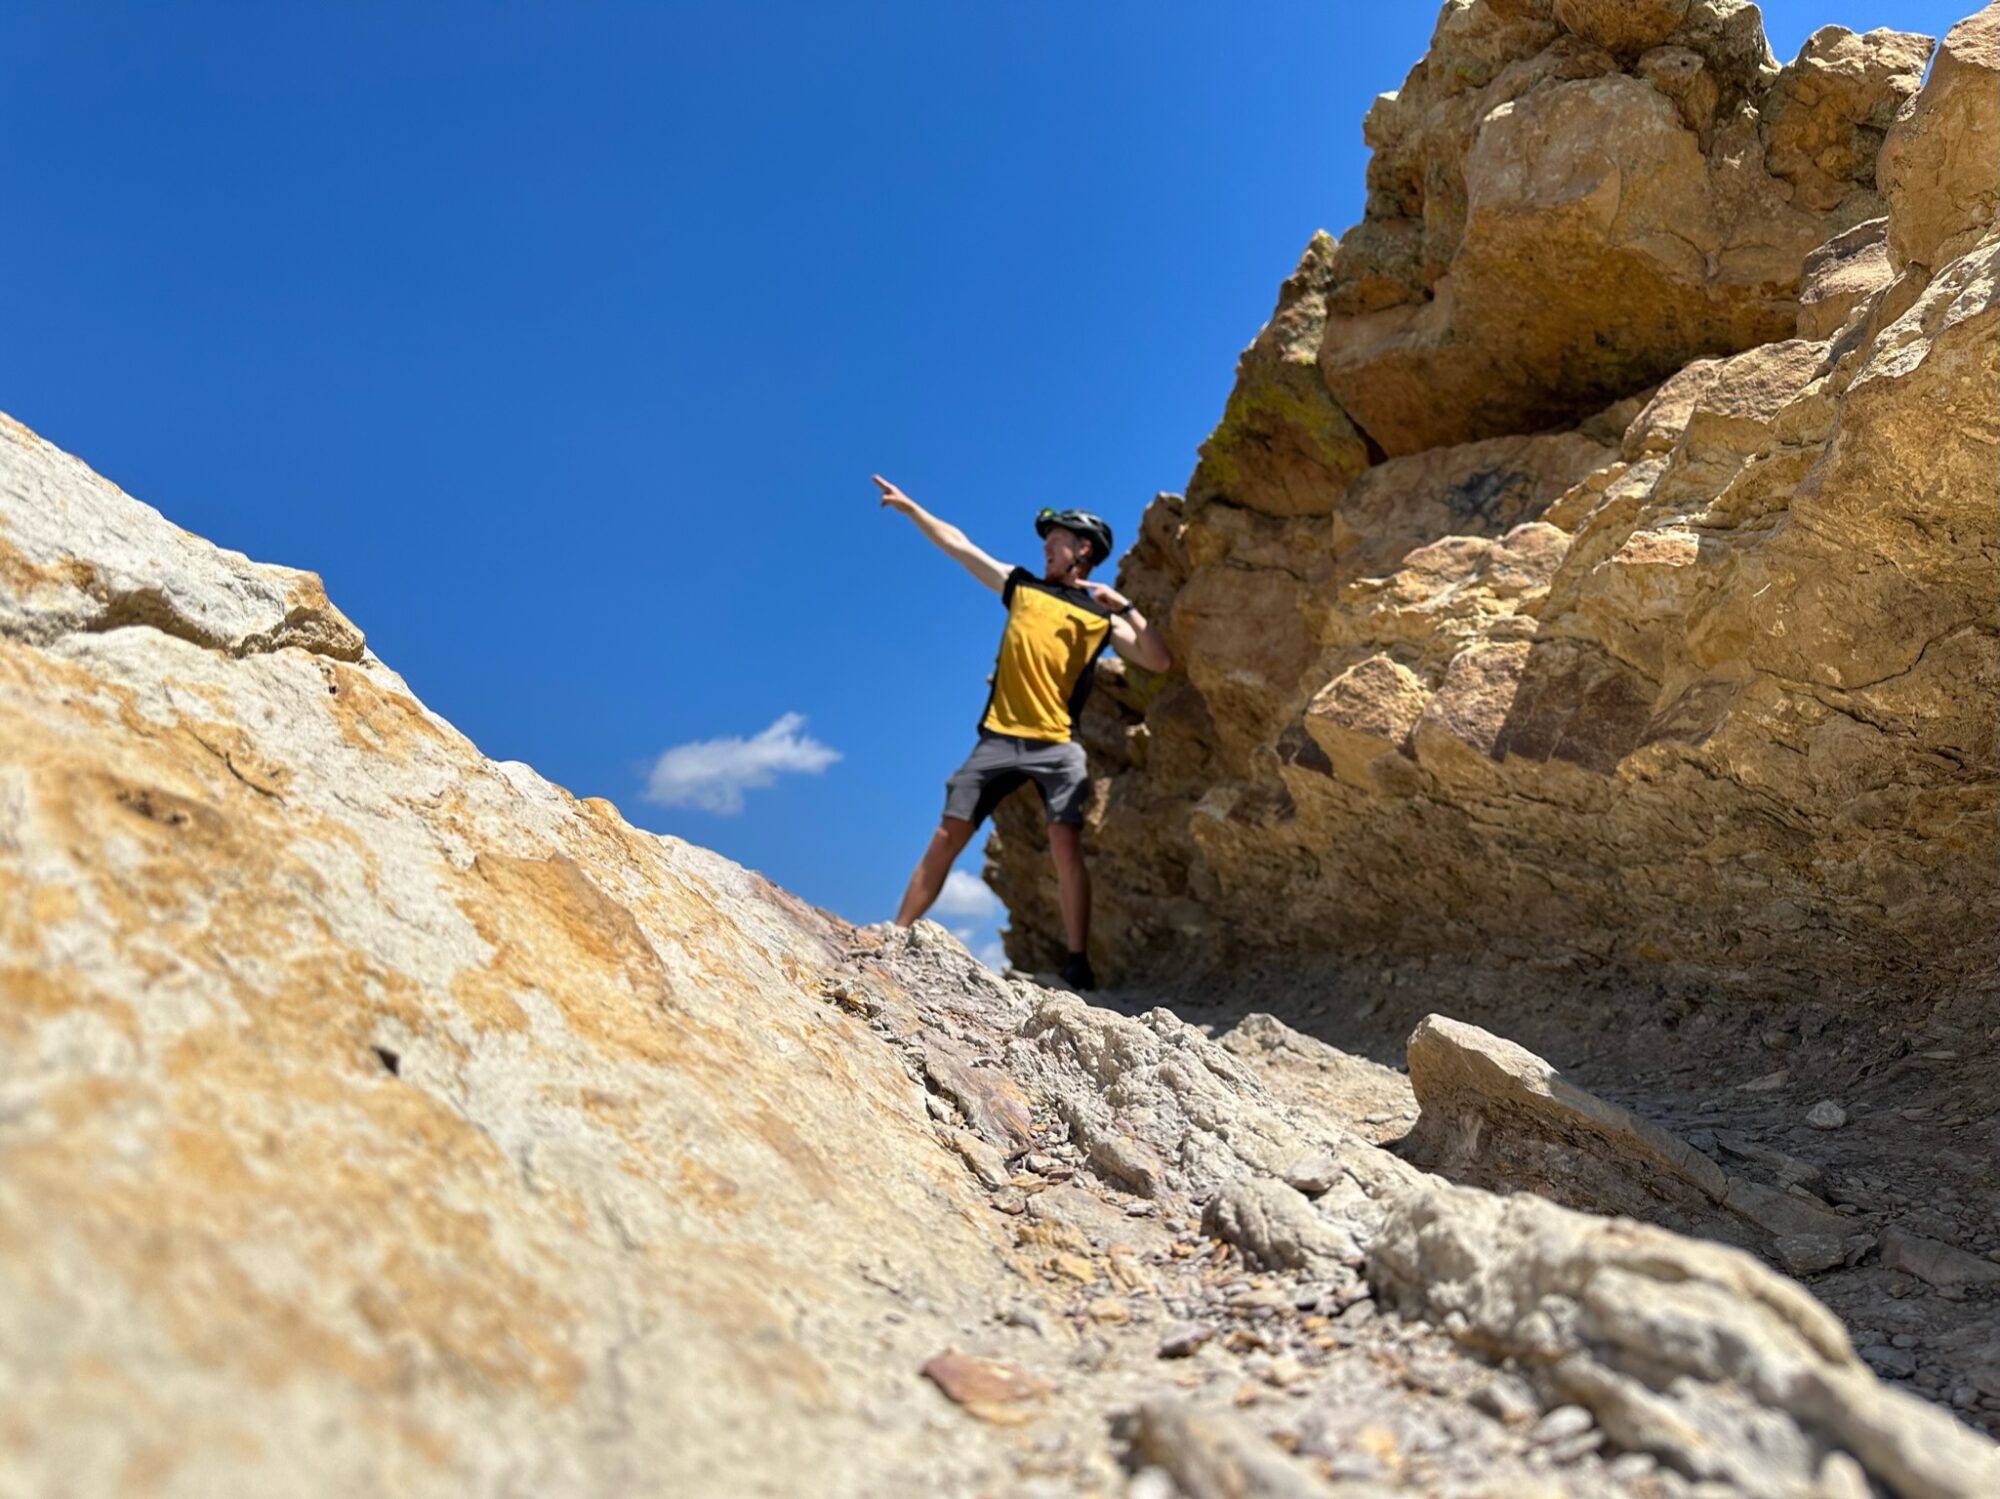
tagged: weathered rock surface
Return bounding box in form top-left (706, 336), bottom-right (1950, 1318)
top-left (14, 4), bottom-right (2000, 1492)
top-left (1316, 4), bottom-right (1929, 455)
top-left (991, 4), bottom-right (2000, 1017)
top-left (0, 415), bottom-right (365, 661)
top-left (1371, 1183), bottom-right (2000, 1497)
top-left (0, 417), bottom-right (1058, 1497)
top-left (10, 405), bottom-right (1998, 1495)
top-left (1879, 4), bottom-right (2000, 271)
top-left (1404, 1014), bottom-right (1849, 1246)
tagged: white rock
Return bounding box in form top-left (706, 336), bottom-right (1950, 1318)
top-left (1808, 1100), bottom-right (1850, 1130)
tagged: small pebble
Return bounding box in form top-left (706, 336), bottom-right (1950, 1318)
top-left (1608, 1452), bottom-right (1659, 1481)
top-left (1547, 1431), bottom-right (1604, 1464)
top-left (1157, 1322), bottom-right (1215, 1358)
top-left (1471, 1377), bottom-right (1539, 1425)
top-left (1533, 1405), bottom-right (1594, 1444)
top-left (1002, 1296), bottom-right (1050, 1330)
top-left (1774, 1233), bottom-right (1845, 1275)
top-left (1862, 1345), bottom-right (1917, 1379)
top-left (1261, 1355), bottom-right (1307, 1388)
top-left (1281, 1153), bottom-right (1341, 1196)
top-left (1806, 1100), bottom-right (1848, 1130)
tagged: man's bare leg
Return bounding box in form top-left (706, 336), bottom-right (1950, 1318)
top-left (1048, 821), bottom-right (1091, 956)
top-left (894, 816), bottom-right (977, 927)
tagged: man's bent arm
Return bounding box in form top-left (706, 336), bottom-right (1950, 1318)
top-left (1108, 606), bottom-right (1171, 674)
top-left (1077, 578), bottom-right (1170, 673)
top-left (873, 475), bottom-right (1009, 593)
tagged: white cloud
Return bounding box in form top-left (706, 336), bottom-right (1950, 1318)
top-left (642, 712), bottom-right (841, 814)
top-left (933, 870), bottom-right (1000, 920)
top-left (974, 938), bottom-right (1008, 972)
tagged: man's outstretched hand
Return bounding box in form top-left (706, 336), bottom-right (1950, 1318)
top-left (873, 475), bottom-right (1008, 593)
top-left (873, 474), bottom-right (915, 514)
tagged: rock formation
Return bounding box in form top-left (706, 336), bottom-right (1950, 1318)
top-left (990, 2), bottom-right (1999, 1012)
top-left (9, 4), bottom-right (2000, 1496)
top-left (6, 393), bottom-right (2000, 1492)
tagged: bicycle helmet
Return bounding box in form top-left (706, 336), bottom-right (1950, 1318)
top-left (1034, 507), bottom-right (1114, 566)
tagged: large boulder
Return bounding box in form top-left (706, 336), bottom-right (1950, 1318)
top-left (1317, 3), bottom-right (1930, 456)
top-left (1879, 2), bottom-right (2000, 271)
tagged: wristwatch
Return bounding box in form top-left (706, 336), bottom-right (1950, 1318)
top-left (1112, 601), bottom-right (1137, 617)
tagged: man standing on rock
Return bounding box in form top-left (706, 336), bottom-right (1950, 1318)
top-left (876, 475), bottom-right (1169, 990)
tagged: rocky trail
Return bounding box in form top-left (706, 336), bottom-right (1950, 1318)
top-left (818, 926), bottom-right (2000, 1498)
top-left (1099, 960), bottom-right (2000, 1444)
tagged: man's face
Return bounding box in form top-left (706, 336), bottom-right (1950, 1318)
top-left (1042, 524), bottom-right (1091, 579)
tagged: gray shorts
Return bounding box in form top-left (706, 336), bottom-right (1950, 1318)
top-left (944, 730), bottom-right (1091, 827)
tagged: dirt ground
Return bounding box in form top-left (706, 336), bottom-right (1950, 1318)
top-left (1095, 954), bottom-right (2000, 1436)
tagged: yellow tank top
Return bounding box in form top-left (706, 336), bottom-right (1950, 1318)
top-left (981, 568), bottom-right (1114, 742)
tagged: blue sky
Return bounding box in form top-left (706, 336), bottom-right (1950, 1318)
top-left (1, 1), bottom-right (1965, 965)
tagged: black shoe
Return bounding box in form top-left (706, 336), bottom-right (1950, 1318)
top-left (1059, 953), bottom-right (1097, 992)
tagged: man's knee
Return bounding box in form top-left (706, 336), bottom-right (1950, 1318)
top-left (1047, 823), bottom-right (1086, 866)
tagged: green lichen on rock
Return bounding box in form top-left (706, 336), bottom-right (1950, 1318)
top-left (1187, 231), bottom-right (1370, 517)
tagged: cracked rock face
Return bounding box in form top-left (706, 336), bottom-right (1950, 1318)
top-left (990, 4), bottom-right (1999, 1008)
top-left (0, 414), bottom-right (366, 661)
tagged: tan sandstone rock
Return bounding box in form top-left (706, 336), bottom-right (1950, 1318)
top-left (1405, 1014), bottom-right (1850, 1244)
top-left (1317, 4), bottom-right (1924, 455)
top-left (1186, 232), bottom-right (1369, 517)
top-left (1796, 216), bottom-right (1896, 338)
top-left (1760, 26), bottom-right (1934, 216)
top-left (991, 6), bottom-right (1998, 1007)
top-left (1301, 655), bottom-right (1429, 790)
top-left (1879, 2), bottom-right (2000, 271)
top-left (0, 413), bottom-right (1059, 1498)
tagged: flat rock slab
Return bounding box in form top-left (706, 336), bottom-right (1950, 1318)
top-left (1881, 1227), bottom-right (2000, 1290)
top-left (1404, 1013), bottom-right (1849, 1245)
top-left (920, 1353), bottom-right (1052, 1425)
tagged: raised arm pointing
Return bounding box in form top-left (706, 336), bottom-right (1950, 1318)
top-left (873, 475), bottom-right (1010, 593)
